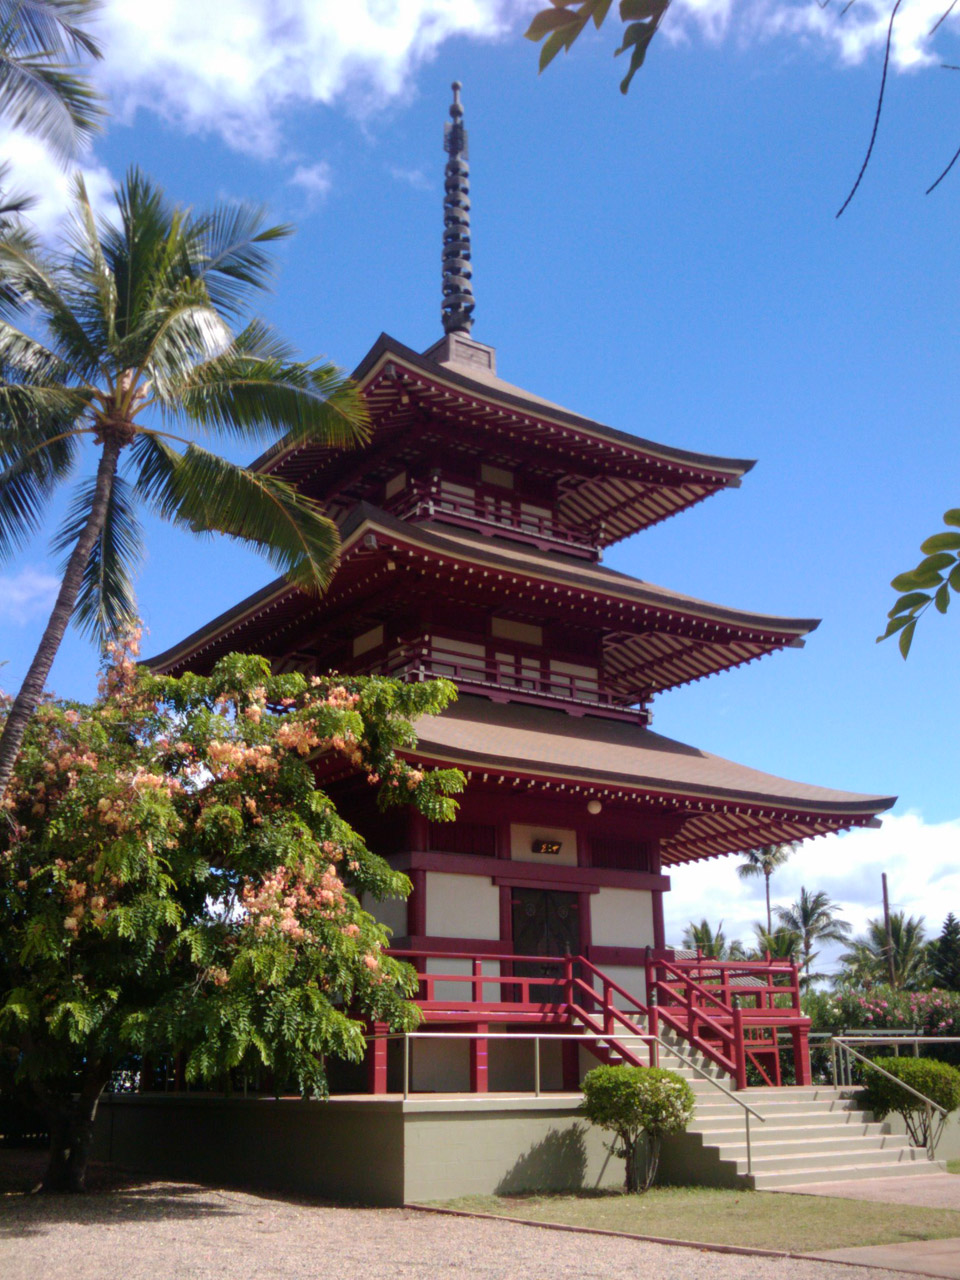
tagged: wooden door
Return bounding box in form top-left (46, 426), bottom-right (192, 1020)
top-left (511, 888), bottom-right (580, 1002)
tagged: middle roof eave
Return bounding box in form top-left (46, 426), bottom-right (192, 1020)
top-left (144, 502), bottom-right (820, 689)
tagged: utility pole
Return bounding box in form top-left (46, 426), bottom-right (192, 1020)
top-left (882, 872), bottom-right (896, 988)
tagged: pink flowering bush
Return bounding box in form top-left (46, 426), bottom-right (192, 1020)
top-left (0, 639), bottom-right (463, 1190)
top-left (803, 986), bottom-right (960, 1038)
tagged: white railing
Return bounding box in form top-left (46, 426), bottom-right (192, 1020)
top-left (367, 1026), bottom-right (767, 1175)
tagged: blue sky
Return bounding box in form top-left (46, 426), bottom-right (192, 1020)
top-left (2, 1), bottom-right (959, 960)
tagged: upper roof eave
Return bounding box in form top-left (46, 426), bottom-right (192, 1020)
top-left (251, 332), bottom-right (758, 483)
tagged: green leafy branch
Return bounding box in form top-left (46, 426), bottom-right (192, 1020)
top-left (524, 0), bottom-right (670, 95)
top-left (879, 508), bottom-right (960, 657)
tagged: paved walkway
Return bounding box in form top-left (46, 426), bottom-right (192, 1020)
top-left (811, 1238), bottom-right (960, 1279)
top-left (785, 1174), bottom-right (960, 1278)
top-left (0, 1180), bottom-right (911, 1280)
top-left (783, 1174), bottom-right (960, 1210)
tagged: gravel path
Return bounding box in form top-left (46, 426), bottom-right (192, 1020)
top-left (0, 1181), bottom-right (913, 1280)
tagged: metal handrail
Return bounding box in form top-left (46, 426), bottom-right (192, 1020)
top-left (829, 1035), bottom-right (949, 1162)
top-left (368, 1024), bottom-right (767, 1175)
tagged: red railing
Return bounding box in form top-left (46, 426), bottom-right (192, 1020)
top-left (380, 949), bottom-right (812, 1092)
top-left (364, 644), bottom-right (648, 723)
top-left (389, 948), bottom-right (571, 1019)
top-left (388, 482), bottom-right (600, 558)
top-left (645, 954), bottom-right (811, 1088)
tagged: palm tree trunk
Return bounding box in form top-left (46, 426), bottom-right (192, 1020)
top-left (0, 438), bottom-right (121, 800)
top-left (765, 872), bottom-right (772, 935)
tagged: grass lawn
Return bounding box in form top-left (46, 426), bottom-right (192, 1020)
top-left (949, 1159), bottom-right (960, 1175)
top-left (431, 1187), bottom-right (960, 1253)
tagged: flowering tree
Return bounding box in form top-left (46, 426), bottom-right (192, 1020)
top-left (0, 637), bottom-right (462, 1192)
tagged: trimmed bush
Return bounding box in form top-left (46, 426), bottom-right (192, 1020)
top-left (861, 1056), bottom-right (960, 1149)
top-left (580, 1064), bottom-right (695, 1193)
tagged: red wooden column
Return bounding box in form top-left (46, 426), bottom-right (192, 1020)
top-left (792, 1025), bottom-right (812, 1086)
top-left (367, 1022), bottom-right (389, 1094)
top-left (470, 1024), bottom-right (489, 1092)
top-left (561, 1040), bottom-right (580, 1091)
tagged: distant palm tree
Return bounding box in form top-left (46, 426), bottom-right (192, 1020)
top-left (837, 913), bottom-right (930, 991)
top-left (0, 0), bottom-right (103, 161)
top-left (737, 843), bottom-right (796, 933)
top-left (682, 919), bottom-right (729, 960)
top-left (751, 924), bottom-right (802, 965)
top-left (776, 888), bottom-right (851, 985)
top-left (0, 169), bottom-right (369, 798)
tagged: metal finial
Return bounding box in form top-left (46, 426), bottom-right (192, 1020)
top-left (442, 81), bottom-right (474, 336)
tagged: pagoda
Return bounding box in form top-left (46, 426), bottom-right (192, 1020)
top-left (149, 85), bottom-right (893, 1096)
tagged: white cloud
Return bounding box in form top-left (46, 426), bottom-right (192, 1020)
top-left (0, 567), bottom-right (61, 626)
top-left (0, 127), bottom-right (116, 237)
top-left (665, 811), bottom-right (960, 974)
top-left (390, 165), bottom-right (434, 190)
top-left (94, 0), bottom-right (517, 155)
top-left (289, 161), bottom-right (334, 207)
top-left (668, 0), bottom-right (958, 70)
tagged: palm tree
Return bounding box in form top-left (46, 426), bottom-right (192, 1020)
top-left (0, 169), bottom-right (370, 798)
top-left (751, 924), bottom-right (802, 964)
top-left (0, 1), bottom-right (103, 161)
top-left (682, 919), bottom-right (730, 960)
top-left (737, 843), bottom-right (796, 933)
top-left (837, 913), bottom-right (930, 991)
top-left (775, 887), bottom-right (851, 986)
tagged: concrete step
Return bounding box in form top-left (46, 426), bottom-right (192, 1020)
top-left (717, 1132), bottom-right (914, 1161)
top-left (736, 1142), bottom-right (929, 1175)
top-left (691, 1116), bottom-right (885, 1136)
top-left (750, 1156), bottom-right (946, 1190)
top-left (695, 1121), bottom-right (889, 1144)
top-left (692, 1095), bottom-right (865, 1117)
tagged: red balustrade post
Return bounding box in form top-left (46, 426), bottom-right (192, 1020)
top-left (470, 1024), bottom-right (489, 1093)
top-left (686, 978), bottom-right (697, 1046)
top-left (732, 1002), bottom-right (747, 1091)
top-left (367, 1023), bottom-right (389, 1095)
top-left (472, 958), bottom-right (483, 1006)
top-left (563, 953), bottom-right (573, 1007)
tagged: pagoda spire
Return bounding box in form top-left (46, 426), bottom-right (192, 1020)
top-left (441, 81), bottom-right (475, 336)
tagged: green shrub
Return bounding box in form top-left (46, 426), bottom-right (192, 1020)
top-left (861, 1056), bottom-right (960, 1149)
top-left (580, 1064), bottom-right (695, 1193)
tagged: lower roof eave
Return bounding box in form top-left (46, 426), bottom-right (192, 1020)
top-left (398, 741), bottom-right (894, 868)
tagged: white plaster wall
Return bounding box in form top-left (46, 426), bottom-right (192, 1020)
top-left (424, 956), bottom-right (502, 1003)
top-left (424, 872), bottom-right (500, 940)
top-left (590, 887), bottom-right (654, 948)
top-left (509, 823), bottom-right (578, 867)
top-left (360, 892), bottom-right (407, 939)
top-left (595, 964), bottom-right (648, 1011)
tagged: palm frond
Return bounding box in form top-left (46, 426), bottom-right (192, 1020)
top-left (129, 286), bottom-right (232, 393)
top-left (103, 170), bottom-right (191, 343)
top-left (0, 232), bottom-right (101, 378)
top-left (60, 172), bottom-right (118, 355)
top-left (132, 436), bottom-right (342, 592)
top-left (188, 203), bottom-right (292, 317)
top-left (51, 471), bottom-right (143, 640)
top-left (0, 159), bottom-right (34, 224)
top-left (167, 323), bottom-right (370, 448)
top-left (0, 2), bottom-right (103, 61)
top-left (0, 49), bottom-right (102, 160)
top-left (0, 398), bottom-right (82, 557)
